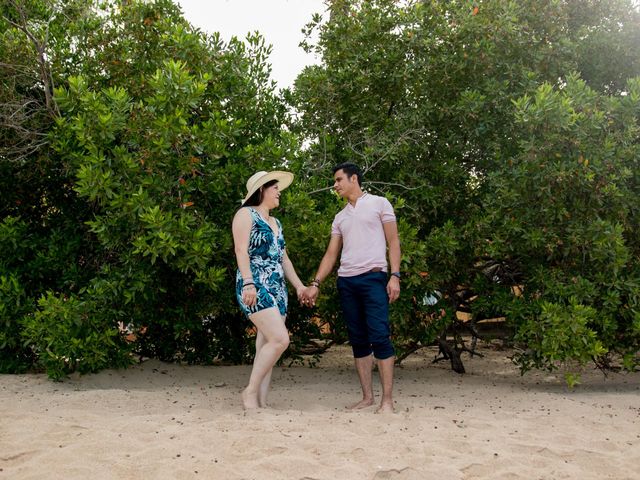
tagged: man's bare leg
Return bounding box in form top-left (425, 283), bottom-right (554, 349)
top-left (347, 354), bottom-right (375, 409)
top-left (375, 356), bottom-right (395, 413)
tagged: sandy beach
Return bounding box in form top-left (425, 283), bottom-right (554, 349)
top-left (1, 343), bottom-right (638, 480)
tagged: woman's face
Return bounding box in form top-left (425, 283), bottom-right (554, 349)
top-left (260, 182), bottom-right (280, 208)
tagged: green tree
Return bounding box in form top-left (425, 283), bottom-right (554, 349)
top-left (289, 0), bottom-right (640, 373)
top-left (478, 76), bottom-right (640, 375)
top-left (3, 0), bottom-right (639, 379)
top-left (1, 0), bottom-right (318, 377)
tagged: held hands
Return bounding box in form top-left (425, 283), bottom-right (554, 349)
top-left (245, 283), bottom-right (317, 308)
top-left (298, 285), bottom-right (319, 307)
top-left (296, 285), bottom-right (308, 305)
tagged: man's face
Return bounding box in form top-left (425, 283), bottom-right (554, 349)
top-left (333, 169), bottom-right (357, 198)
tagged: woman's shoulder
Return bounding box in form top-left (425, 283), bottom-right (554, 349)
top-left (233, 207), bottom-right (255, 224)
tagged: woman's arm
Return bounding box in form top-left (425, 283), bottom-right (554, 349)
top-left (232, 208), bottom-right (256, 307)
top-left (282, 249), bottom-right (306, 298)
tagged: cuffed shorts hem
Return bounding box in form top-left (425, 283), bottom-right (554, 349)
top-left (351, 343), bottom-right (395, 360)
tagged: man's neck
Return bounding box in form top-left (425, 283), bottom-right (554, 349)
top-left (347, 189), bottom-right (365, 206)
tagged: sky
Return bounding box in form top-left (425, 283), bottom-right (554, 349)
top-left (176, 0), bottom-right (326, 89)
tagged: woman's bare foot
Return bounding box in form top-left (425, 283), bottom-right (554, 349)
top-left (346, 398), bottom-right (375, 410)
top-left (258, 389), bottom-right (269, 408)
top-left (241, 388), bottom-right (260, 409)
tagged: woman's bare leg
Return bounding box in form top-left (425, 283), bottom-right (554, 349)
top-left (242, 308), bottom-right (289, 409)
top-left (255, 315), bottom-right (287, 407)
top-left (254, 330), bottom-right (269, 406)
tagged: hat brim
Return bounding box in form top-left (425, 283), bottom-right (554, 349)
top-left (242, 171), bottom-right (294, 204)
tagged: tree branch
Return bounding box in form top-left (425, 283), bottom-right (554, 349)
top-left (4, 0), bottom-right (59, 117)
top-left (366, 180), bottom-right (420, 191)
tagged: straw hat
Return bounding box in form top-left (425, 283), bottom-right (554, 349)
top-left (242, 170), bottom-right (294, 204)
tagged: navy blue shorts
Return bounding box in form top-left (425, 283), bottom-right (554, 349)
top-left (337, 271), bottom-right (395, 360)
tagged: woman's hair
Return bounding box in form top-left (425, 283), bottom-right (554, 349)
top-left (242, 179), bottom-right (278, 207)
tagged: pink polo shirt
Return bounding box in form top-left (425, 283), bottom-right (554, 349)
top-left (331, 193), bottom-right (396, 277)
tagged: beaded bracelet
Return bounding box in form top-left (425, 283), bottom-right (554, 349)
top-left (242, 282), bottom-right (255, 290)
top-left (310, 279), bottom-right (321, 288)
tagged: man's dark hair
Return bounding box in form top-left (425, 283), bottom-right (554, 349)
top-left (332, 162), bottom-right (363, 186)
top-left (242, 179), bottom-right (278, 207)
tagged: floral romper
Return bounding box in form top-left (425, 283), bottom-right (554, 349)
top-left (236, 207), bottom-right (288, 317)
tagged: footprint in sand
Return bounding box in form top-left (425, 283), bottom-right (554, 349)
top-left (373, 467), bottom-right (423, 479)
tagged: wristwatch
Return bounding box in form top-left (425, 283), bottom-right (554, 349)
top-left (391, 272), bottom-right (401, 280)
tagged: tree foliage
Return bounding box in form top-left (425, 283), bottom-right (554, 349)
top-left (289, 0), bottom-right (640, 374)
top-left (0, 0), bottom-right (318, 378)
top-left (1, 0), bottom-right (639, 379)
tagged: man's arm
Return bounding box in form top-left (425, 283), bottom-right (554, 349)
top-left (383, 221), bottom-right (401, 303)
top-left (305, 234), bottom-right (342, 305)
top-left (314, 234), bottom-right (343, 283)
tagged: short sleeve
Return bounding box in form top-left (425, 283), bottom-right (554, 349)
top-left (331, 216), bottom-right (342, 236)
top-left (380, 197), bottom-right (396, 224)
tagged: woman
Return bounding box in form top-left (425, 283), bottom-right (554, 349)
top-left (232, 170), bottom-right (306, 409)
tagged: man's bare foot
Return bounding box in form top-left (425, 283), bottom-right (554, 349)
top-left (241, 388), bottom-right (260, 409)
top-left (346, 398), bottom-right (375, 410)
top-left (375, 401), bottom-right (395, 414)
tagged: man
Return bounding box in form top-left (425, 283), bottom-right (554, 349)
top-left (304, 163), bottom-right (401, 413)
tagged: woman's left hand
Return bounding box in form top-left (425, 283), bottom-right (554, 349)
top-left (297, 285), bottom-right (309, 306)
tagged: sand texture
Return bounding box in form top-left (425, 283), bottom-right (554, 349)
top-left (1, 344), bottom-right (638, 479)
